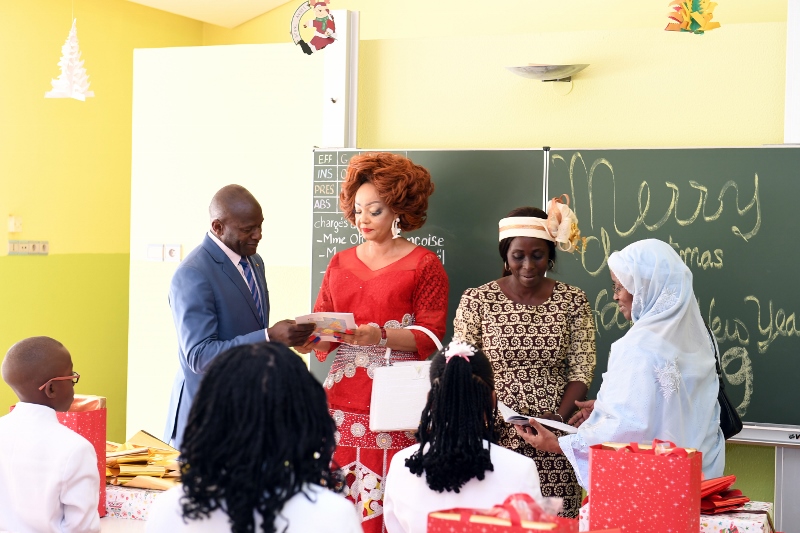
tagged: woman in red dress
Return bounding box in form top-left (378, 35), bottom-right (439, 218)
top-left (301, 152), bottom-right (448, 533)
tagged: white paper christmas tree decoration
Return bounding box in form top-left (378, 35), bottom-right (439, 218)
top-left (45, 19), bottom-right (94, 101)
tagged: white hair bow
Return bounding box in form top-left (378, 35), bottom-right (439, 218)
top-left (444, 340), bottom-right (476, 363)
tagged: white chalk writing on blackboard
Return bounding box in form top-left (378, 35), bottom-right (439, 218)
top-left (552, 152), bottom-right (761, 245)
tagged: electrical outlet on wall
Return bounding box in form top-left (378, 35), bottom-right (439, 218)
top-left (29, 241), bottom-right (49, 255)
top-left (8, 240), bottom-right (49, 255)
top-left (164, 244), bottom-right (181, 263)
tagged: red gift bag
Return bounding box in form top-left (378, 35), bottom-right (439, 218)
top-left (588, 440), bottom-right (702, 533)
top-left (427, 494), bottom-right (579, 533)
top-left (56, 395), bottom-right (107, 518)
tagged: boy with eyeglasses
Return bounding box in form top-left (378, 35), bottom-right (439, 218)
top-left (0, 336), bottom-right (100, 533)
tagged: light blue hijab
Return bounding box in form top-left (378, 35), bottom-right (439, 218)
top-left (559, 239), bottom-right (725, 489)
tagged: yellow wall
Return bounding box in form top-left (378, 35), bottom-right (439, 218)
top-left (0, 0), bottom-right (203, 441)
top-left (203, 0), bottom-right (788, 43)
top-left (204, 3), bottom-right (787, 150)
top-left (200, 1), bottom-right (788, 502)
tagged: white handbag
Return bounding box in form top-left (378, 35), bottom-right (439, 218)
top-left (369, 325), bottom-right (443, 433)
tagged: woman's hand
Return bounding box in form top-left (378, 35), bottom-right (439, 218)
top-left (513, 419), bottom-right (563, 455)
top-left (338, 324), bottom-right (380, 347)
top-left (568, 399), bottom-right (595, 428)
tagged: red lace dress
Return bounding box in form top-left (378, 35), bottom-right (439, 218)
top-left (313, 246), bottom-right (448, 533)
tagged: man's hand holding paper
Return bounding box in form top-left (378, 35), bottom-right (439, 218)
top-left (295, 312), bottom-right (357, 342)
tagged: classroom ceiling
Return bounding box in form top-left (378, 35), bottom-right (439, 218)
top-left (126, 0), bottom-right (291, 28)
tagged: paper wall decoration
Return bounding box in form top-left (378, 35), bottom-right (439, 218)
top-left (291, 0), bottom-right (337, 55)
top-left (666, 0), bottom-right (721, 34)
top-left (45, 19), bottom-right (95, 101)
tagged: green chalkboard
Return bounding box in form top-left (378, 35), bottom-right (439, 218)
top-left (310, 149), bottom-right (544, 380)
top-left (547, 147), bottom-right (800, 427)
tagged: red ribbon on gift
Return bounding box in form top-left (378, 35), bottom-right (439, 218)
top-left (492, 494), bottom-right (578, 532)
top-left (613, 439), bottom-right (690, 458)
top-left (440, 493), bottom-right (578, 532)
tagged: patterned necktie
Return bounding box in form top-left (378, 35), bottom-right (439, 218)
top-left (239, 257), bottom-right (265, 327)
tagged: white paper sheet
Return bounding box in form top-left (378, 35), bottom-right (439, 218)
top-left (497, 401), bottom-right (578, 434)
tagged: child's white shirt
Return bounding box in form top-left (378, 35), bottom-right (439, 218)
top-left (0, 402), bottom-right (100, 533)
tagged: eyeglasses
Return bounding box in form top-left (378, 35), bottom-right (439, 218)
top-left (38, 371), bottom-right (80, 391)
top-left (611, 283), bottom-right (623, 295)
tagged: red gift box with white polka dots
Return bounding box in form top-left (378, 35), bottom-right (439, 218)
top-left (588, 442), bottom-right (702, 533)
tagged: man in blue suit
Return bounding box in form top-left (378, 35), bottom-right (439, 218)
top-left (164, 184), bottom-right (315, 447)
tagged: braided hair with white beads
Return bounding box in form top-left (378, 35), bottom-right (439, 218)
top-left (405, 340), bottom-right (496, 493)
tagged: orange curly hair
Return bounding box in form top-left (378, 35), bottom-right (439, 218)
top-left (340, 152), bottom-right (434, 232)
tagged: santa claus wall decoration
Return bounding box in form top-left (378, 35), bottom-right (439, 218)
top-left (291, 0), bottom-right (338, 55)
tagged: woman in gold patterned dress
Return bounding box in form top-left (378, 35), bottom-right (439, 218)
top-left (453, 201), bottom-right (596, 517)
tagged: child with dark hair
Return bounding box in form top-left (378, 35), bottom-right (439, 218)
top-left (0, 336), bottom-right (100, 533)
top-left (382, 340), bottom-right (542, 533)
top-left (147, 342), bottom-right (361, 533)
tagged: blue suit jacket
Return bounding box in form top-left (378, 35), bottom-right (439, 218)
top-left (164, 234), bottom-right (270, 448)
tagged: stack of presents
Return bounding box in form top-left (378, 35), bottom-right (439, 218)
top-left (52, 398), bottom-right (779, 530)
top-left (425, 440), bottom-right (778, 533)
top-left (46, 395), bottom-right (178, 520)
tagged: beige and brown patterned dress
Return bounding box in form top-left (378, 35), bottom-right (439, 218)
top-left (453, 280), bottom-right (596, 517)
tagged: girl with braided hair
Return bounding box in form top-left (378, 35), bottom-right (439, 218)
top-left (382, 341), bottom-right (542, 533)
top-left (147, 342), bottom-right (361, 533)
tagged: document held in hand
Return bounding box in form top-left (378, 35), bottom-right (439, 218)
top-left (497, 401), bottom-right (578, 434)
top-left (295, 312), bottom-right (357, 341)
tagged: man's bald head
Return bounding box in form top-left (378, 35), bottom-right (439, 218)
top-left (209, 185), bottom-right (264, 257)
top-left (2, 337), bottom-right (74, 408)
top-left (209, 185), bottom-right (260, 222)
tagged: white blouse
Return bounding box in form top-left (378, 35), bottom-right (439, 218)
top-left (147, 483), bottom-right (362, 533)
top-left (383, 440), bottom-right (542, 533)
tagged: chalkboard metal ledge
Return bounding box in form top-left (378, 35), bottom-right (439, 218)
top-left (729, 423), bottom-right (800, 447)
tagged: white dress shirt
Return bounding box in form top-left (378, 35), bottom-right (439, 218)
top-left (383, 440), bottom-right (542, 533)
top-left (147, 483), bottom-right (362, 533)
top-left (206, 230), bottom-right (269, 340)
top-left (0, 402), bottom-right (100, 533)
